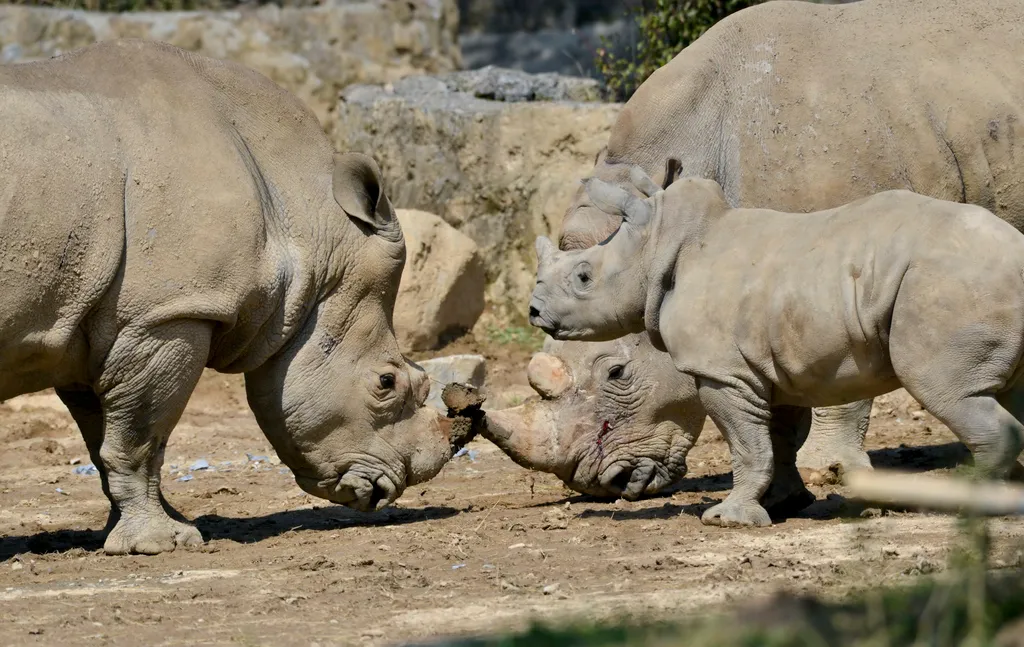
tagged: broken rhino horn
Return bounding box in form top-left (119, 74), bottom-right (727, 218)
top-left (581, 177), bottom-right (653, 226)
top-left (528, 352), bottom-right (573, 399)
top-left (628, 165), bottom-right (662, 197)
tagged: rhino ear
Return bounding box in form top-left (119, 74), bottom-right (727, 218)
top-left (333, 152), bottom-right (401, 242)
top-left (661, 157), bottom-right (683, 190)
top-left (535, 236), bottom-right (557, 266)
top-left (594, 145), bottom-right (609, 167)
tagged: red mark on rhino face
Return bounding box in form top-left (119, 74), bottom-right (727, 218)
top-left (597, 420), bottom-right (612, 457)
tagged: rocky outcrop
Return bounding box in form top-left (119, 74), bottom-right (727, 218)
top-left (335, 69), bottom-right (622, 318)
top-left (394, 209), bottom-right (486, 352)
top-left (0, 0), bottom-right (460, 127)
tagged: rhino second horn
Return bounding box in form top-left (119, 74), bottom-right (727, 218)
top-left (528, 352), bottom-right (573, 399)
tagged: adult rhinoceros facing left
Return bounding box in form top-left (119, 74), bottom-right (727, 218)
top-left (0, 40), bottom-right (469, 555)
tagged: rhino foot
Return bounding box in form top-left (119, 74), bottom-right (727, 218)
top-left (701, 500), bottom-right (772, 528)
top-left (104, 515), bottom-right (203, 555)
top-left (761, 480), bottom-right (816, 518)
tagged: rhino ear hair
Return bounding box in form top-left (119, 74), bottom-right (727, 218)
top-left (594, 145), bottom-right (609, 167)
top-left (535, 236), bottom-right (557, 266)
top-left (661, 157), bottom-right (683, 190)
top-left (333, 152), bottom-right (401, 242)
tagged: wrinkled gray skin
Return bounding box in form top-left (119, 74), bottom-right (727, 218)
top-left (531, 174), bottom-right (1024, 527)
top-left (0, 40), bottom-right (461, 555)
top-left (483, 334), bottom-right (705, 500)
top-left (485, 335), bottom-right (812, 511)
top-left (558, 0), bottom-right (1024, 478)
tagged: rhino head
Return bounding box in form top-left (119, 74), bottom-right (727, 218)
top-left (529, 170), bottom-right (727, 347)
top-left (484, 334), bottom-right (705, 499)
top-left (244, 153), bottom-right (469, 513)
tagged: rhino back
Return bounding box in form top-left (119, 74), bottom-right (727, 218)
top-left (0, 40), bottom-right (334, 390)
top-left (664, 193), bottom-right (1023, 405)
top-left (598, 0), bottom-right (1024, 221)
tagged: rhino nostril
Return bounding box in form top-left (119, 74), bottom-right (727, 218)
top-left (608, 468), bottom-right (633, 494)
top-left (529, 305), bottom-right (541, 320)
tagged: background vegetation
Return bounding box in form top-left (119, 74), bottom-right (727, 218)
top-left (595, 0), bottom-right (766, 101)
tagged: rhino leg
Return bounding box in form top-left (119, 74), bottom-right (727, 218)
top-left (761, 405), bottom-right (816, 518)
top-left (57, 388), bottom-right (119, 536)
top-left (698, 381), bottom-right (773, 527)
top-left (796, 400), bottom-right (873, 471)
top-left (87, 321), bottom-right (210, 555)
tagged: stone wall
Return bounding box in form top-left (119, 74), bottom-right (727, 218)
top-left (334, 67), bottom-right (622, 319)
top-left (0, 0), bottom-right (461, 127)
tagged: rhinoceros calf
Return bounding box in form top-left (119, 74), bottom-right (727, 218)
top-left (555, 0), bottom-right (1024, 481)
top-left (530, 176), bottom-right (1024, 527)
top-left (0, 40), bottom-right (469, 555)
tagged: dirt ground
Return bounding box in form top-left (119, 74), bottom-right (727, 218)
top-left (2, 336), bottom-right (1023, 647)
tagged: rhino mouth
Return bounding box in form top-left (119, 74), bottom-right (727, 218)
top-left (595, 458), bottom-right (685, 501)
top-left (296, 468), bottom-right (402, 512)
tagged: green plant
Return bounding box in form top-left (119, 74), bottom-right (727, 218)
top-left (484, 324), bottom-right (546, 351)
top-left (596, 0), bottom-right (767, 101)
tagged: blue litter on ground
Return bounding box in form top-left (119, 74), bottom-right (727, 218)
top-left (246, 453), bottom-right (268, 463)
top-left (278, 468), bottom-right (290, 475)
top-left (177, 474), bottom-right (194, 482)
top-left (453, 448), bottom-right (468, 458)
top-left (73, 464), bottom-right (98, 476)
top-left (55, 488), bottom-right (68, 495)
top-left (451, 563), bottom-right (466, 570)
top-left (190, 459), bottom-right (210, 471)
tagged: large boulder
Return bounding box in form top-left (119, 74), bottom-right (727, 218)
top-left (394, 209), bottom-right (486, 351)
top-left (335, 68), bottom-right (622, 318)
top-left (0, 0), bottom-right (460, 128)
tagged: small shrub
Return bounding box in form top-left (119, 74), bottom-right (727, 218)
top-left (596, 0), bottom-right (767, 101)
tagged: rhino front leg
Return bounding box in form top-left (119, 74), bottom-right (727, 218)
top-left (797, 399), bottom-right (873, 471)
top-left (697, 380), bottom-right (773, 527)
top-left (762, 405), bottom-right (816, 517)
top-left (88, 321), bottom-right (211, 555)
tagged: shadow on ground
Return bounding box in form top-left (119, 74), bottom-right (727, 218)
top-left (0, 505), bottom-right (460, 560)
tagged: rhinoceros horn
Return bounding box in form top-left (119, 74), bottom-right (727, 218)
top-left (581, 177), bottom-right (653, 227)
top-left (528, 352), bottom-right (573, 399)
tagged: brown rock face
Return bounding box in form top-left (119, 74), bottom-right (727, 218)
top-left (394, 209), bottom-right (486, 352)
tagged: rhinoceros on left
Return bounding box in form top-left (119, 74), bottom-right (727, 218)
top-left (0, 39), bottom-right (470, 555)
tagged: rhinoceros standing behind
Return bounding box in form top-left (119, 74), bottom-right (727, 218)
top-left (530, 176), bottom-right (1024, 527)
top-left (537, 0), bottom-right (1024, 487)
top-left (0, 40), bottom-right (469, 555)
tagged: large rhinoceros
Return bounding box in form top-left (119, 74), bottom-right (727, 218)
top-left (502, 0), bottom-right (1024, 492)
top-left (0, 40), bottom-right (469, 555)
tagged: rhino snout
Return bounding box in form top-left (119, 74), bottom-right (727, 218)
top-left (598, 458), bottom-right (680, 501)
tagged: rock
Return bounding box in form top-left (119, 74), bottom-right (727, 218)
top-left (0, 1), bottom-right (460, 128)
top-left (336, 74), bottom-right (621, 317)
top-left (418, 355), bottom-right (487, 412)
top-left (440, 66), bottom-right (604, 102)
top-left (394, 209), bottom-right (486, 351)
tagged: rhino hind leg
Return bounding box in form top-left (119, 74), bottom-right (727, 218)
top-left (697, 382), bottom-right (774, 527)
top-left (761, 405), bottom-right (817, 518)
top-left (922, 393), bottom-right (1024, 479)
top-left (85, 320), bottom-right (212, 555)
top-left (797, 400), bottom-right (873, 471)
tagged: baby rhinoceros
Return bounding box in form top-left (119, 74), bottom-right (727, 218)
top-left (529, 171), bottom-right (1024, 528)
top-left (0, 40), bottom-right (470, 555)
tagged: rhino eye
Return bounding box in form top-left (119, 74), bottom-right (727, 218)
top-left (607, 365), bottom-right (625, 381)
top-left (572, 261), bottom-right (594, 293)
top-left (379, 373), bottom-right (396, 390)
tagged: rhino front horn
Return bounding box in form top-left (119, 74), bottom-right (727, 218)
top-left (528, 352), bottom-right (573, 399)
